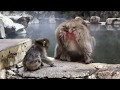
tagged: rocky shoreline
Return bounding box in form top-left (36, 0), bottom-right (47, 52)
top-left (1, 60), bottom-right (120, 79)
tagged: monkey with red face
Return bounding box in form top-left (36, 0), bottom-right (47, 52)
top-left (54, 18), bottom-right (96, 64)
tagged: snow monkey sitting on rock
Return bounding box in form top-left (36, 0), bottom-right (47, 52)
top-left (75, 16), bottom-right (88, 27)
top-left (23, 38), bottom-right (55, 71)
top-left (54, 17), bottom-right (96, 64)
top-left (90, 16), bottom-right (100, 24)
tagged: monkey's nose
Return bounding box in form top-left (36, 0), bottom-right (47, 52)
top-left (69, 29), bottom-right (72, 33)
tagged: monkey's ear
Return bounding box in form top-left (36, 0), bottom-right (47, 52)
top-left (43, 41), bottom-right (46, 46)
top-left (44, 39), bottom-right (49, 44)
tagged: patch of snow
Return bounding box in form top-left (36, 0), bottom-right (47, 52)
top-left (100, 22), bottom-right (106, 25)
top-left (16, 29), bottom-right (26, 34)
top-left (1, 15), bottom-right (15, 28)
top-left (13, 23), bottom-right (24, 31)
top-left (0, 13), bottom-right (4, 17)
top-left (7, 15), bottom-right (22, 20)
top-left (84, 20), bottom-right (90, 24)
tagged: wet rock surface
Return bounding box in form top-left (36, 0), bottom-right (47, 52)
top-left (4, 60), bottom-right (120, 79)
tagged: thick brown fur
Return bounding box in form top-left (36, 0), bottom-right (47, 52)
top-left (54, 18), bottom-right (96, 64)
top-left (75, 16), bottom-right (87, 27)
top-left (90, 16), bottom-right (100, 23)
top-left (23, 38), bottom-right (55, 71)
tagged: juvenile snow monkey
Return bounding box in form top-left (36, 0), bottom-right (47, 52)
top-left (23, 38), bottom-right (55, 71)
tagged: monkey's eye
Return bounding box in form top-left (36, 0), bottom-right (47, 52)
top-left (43, 41), bottom-right (46, 46)
top-left (73, 26), bottom-right (76, 28)
top-left (72, 27), bottom-right (76, 31)
top-left (62, 26), bottom-right (69, 32)
top-left (63, 29), bottom-right (68, 32)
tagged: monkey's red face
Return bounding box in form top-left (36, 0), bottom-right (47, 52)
top-left (63, 27), bottom-right (76, 40)
top-left (64, 31), bottom-right (75, 40)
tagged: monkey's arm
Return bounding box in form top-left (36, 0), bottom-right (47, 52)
top-left (75, 29), bottom-right (94, 64)
top-left (54, 44), bottom-right (63, 59)
top-left (41, 48), bottom-right (55, 67)
top-left (54, 29), bottom-right (65, 59)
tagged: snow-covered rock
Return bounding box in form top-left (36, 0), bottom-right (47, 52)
top-left (7, 15), bottom-right (22, 21)
top-left (7, 14), bottom-right (32, 28)
top-left (0, 13), bottom-right (25, 32)
top-left (13, 23), bottom-right (25, 31)
top-left (106, 18), bottom-right (120, 25)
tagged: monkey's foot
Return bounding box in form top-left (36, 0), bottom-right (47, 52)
top-left (50, 64), bottom-right (56, 67)
top-left (54, 56), bottom-right (60, 59)
top-left (41, 63), bottom-right (44, 66)
top-left (23, 67), bottom-right (28, 72)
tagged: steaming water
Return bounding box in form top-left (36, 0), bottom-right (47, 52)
top-left (7, 20), bottom-right (120, 64)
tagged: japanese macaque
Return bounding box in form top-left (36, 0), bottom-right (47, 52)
top-left (75, 16), bottom-right (87, 27)
top-left (11, 17), bottom-right (30, 28)
top-left (17, 17), bottom-right (30, 28)
top-left (23, 38), bottom-right (55, 71)
top-left (90, 16), bottom-right (100, 23)
top-left (49, 15), bottom-right (56, 23)
top-left (54, 18), bottom-right (96, 64)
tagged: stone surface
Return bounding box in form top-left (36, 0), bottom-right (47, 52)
top-left (0, 39), bottom-right (32, 70)
top-left (1, 60), bottom-right (120, 79)
top-left (0, 69), bottom-right (6, 79)
top-left (18, 60), bottom-right (96, 79)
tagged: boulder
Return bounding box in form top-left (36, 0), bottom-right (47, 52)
top-left (3, 60), bottom-right (120, 79)
top-left (106, 18), bottom-right (120, 25)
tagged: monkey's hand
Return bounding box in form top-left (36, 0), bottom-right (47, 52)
top-left (50, 63), bottom-right (56, 67)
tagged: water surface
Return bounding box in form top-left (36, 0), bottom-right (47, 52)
top-left (7, 20), bottom-right (120, 64)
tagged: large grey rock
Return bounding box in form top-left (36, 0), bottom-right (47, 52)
top-left (17, 60), bottom-right (96, 79)
top-left (106, 18), bottom-right (120, 25)
top-left (2, 60), bottom-right (120, 79)
top-left (0, 39), bottom-right (32, 70)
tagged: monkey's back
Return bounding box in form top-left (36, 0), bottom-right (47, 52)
top-left (23, 45), bottom-right (41, 71)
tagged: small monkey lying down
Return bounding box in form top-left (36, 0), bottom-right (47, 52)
top-left (23, 38), bottom-right (55, 71)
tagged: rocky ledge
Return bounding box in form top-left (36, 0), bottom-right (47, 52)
top-left (0, 60), bottom-right (120, 79)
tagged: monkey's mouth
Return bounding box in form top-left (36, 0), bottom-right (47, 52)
top-left (64, 32), bottom-right (75, 40)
